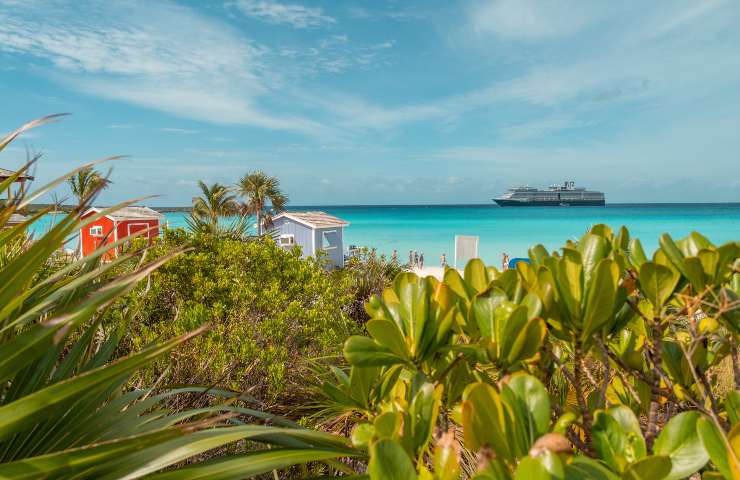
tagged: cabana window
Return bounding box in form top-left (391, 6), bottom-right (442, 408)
top-left (89, 225), bottom-right (104, 237)
top-left (322, 230), bottom-right (339, 250)
top-left (279, 234), bottom-right (295, 246)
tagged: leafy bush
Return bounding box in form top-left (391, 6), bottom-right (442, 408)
top-left (313, 225), bottom-right (740, 479)
top-left (116, 228), bottom-right (359, 404)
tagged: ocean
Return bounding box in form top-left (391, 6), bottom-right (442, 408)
top-left (30, 204), bottom-right (740, 267)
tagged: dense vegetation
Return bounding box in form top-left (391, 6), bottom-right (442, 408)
top-left (115, 228), bottom-right (359, 404)
top-left (2, 117), bottom-right (739, 478)
top-left (319, 225), bottom-right (740, 479)
top-left (0, 118), bottom-right (358, 478)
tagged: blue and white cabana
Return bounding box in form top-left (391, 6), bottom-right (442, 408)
top-left (271, 211), bottom-right (349, 268)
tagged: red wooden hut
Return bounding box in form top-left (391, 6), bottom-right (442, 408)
top-left (80, 206), bottom-right (163, 259)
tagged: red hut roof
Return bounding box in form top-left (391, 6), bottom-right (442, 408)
top-left (83, 206), bottom-right (163, 222)
top-left (0, 168), bottom-right (34, 182)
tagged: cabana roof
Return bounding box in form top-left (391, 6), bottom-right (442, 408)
top-left (7, 213), bottom-right (28, 226)
top-left (0, 168), bottom-right (34, 182)
top-left (273, 211), bottom-right (349, 229)
top-left (83, 206), bottom-right (163, 222)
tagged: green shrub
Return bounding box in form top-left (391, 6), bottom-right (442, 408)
top-left (314, 225), bottom-right (740, 479)
top-left (116, 228), bottom-right (359, 404)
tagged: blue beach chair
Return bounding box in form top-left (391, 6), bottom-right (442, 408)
top-left (508, 257), bottom-right (530, 269)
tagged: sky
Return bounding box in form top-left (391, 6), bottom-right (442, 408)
top-left (1, 0), bottom-right (739, 206)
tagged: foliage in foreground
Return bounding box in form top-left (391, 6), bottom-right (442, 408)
top-left (0, 118), bottom-right (358, 479)
top-left (314, 225), bottom-right (740, 479)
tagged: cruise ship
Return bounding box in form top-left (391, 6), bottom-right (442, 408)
top-left (493, 181), bottom-right (605, 207)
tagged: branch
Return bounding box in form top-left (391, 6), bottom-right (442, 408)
top-left (596, 337), bottom-right (611, 408)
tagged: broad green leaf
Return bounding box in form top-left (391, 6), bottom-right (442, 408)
top-left (521, 293), bottom-right (543, 320)
top-left (368, 439), bottom-right (418, 480)
top-left (697, 249), bottom-right (719, 280)
top-left (500, 306), bottom-right (530, 362)
top-left (514, 451), bottom-right (564, 480)
top-left (563, 456), bottom-right (619, 480)
top-left (465, 258), bottom-right (492, 294)
top-left (529, 244), bottom-right (549, 267)
top-left (343, 336), bottom-right (405, 367)
top-left (443, 267), bottom-right (472, 301)
top-left (349, 366), bottom-right (377, 408)
top-left (472, 287), bottom-right (508, 338)
top-left (728, 391), bottom-right (740, 426)
top-left (554, 249), bottom-right (583, 323)
top-left (582, 259), bottom-right (619, 339)
top-left (374, 412), bottom-right (403, 439)
top-left (461, 382), bottom-right (511, 462)
top-left (506, 317), bottom-right (545, 366)
top-left (504, 374), bottom-right (550, 439)
top-left (683, 257), bottom-right (706, 291)
top-left (351, 423), bottom-right (374, 449)
top-left (683, 232), bottom-right (712, 257)
top-left (409, 383), bottom-right (443, 452)
top-left (578, 233), bottom-right (609, 284)
top-left (629, 239), bottom-right (648, 268)
top-left (622, 456), bottom-right (672, 480)
top-left (591, 410), bottom-right (628, 472)
top-left (639, 262), bottom-right (679, 310)
top-left (607, 406), bottom-right (646, 461)
top-left (659, 234), bottom-right (689, 278)
top-left (696, 416), bottom-right (731, 480)
top-left (653, 411), bottom-right (709, 480)
top-left (366, 318), bottom-right (409, 359)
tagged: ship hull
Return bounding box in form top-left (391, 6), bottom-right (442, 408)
top-left (493, 199), bottom-right (605, 207)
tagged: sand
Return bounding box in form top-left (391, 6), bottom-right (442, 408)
top-left (411, 266), bottom-right (458, 280)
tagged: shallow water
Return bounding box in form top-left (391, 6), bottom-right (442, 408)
top-left (30, 204), bottom-right (740, 266)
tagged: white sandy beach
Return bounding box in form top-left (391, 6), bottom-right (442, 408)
top-left (412, 266), bottom-right (456, 280)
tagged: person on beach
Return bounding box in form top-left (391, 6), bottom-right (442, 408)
top-left (392, 250), bottom-right (398, 263)
top-left (413, 251), bottom-right (419, 268)
top-left (419, 253), bottom-right (424, 269)
top-left (502, 252), bottom-right (510, 270)
top-left (441, 253), bottom-right (447, 266)
top-left (409, 250), bottom-right (413, 266)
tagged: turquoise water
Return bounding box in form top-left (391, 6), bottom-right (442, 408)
top-left (30, 204), bottom-right (740, 266)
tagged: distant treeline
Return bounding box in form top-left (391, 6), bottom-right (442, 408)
top-left (26, 204), bottom-right (192, 213)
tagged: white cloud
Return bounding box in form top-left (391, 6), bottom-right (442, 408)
top-left (160, 127), bottom-right (199, 134)
top-left (651, 0), bottom-right (729, 38)
top-left (230, 0), bottom-right (335, 28)
top-left (306, 0), bottom-right (740, 138)
top-left (468, 0), bottom-right (602, 40)
top-left (273, 35), bottom-right (395, 75)
top-left (0, 1), bottom-right (333, 137)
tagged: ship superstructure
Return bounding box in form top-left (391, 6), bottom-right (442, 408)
top-left (493, 181), bottom-right (605, 206)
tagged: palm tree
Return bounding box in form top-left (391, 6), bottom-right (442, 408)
top-left (235, 170), bottom-right (288, 236)
top-left (67, 166), bottom-right (111, 208)
top-left (191, 180), bottom-right (239, 229)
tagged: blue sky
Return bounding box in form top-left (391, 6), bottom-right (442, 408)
top-left (1, 0), bottom-right (739, 205)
